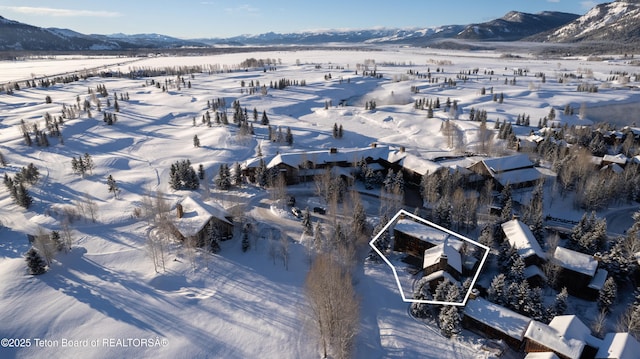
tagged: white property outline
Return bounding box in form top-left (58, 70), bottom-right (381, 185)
top-left (368, 209), bottom-right (490, 306)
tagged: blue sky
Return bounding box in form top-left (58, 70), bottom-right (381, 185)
top-left (0, 0), bottom-right (609, 38)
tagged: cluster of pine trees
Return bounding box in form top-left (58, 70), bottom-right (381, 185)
top-left (3, 164), bottom-right (38, 208)
top-left (169, 160), bottom-right (199, 190)
top-left (71, 153), bottom-right (95, 177)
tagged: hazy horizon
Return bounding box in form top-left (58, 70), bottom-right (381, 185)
top-left (0, 0), bottom-right (609, 39)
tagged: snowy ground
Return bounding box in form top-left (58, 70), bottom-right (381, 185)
top-left (1, 47), bottom-right (640, 358)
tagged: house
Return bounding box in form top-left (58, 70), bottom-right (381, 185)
top-left (553, 246), bottom-right (608, 300)
top-left (468, 153), bottom-right (545, 189)
top-left (525, 353), bottom-right (561, 359)
top-left (602, 154), bottom-right (628, 167)
top-left (501, 219), bottom-right (546, 266)
top-left (422, 240), bottom-right (463, 289)
top-left (524, 315), bottom-right (601, 359)
top-left (463, 296), bottom-right (532, 349)
top-left (171, 196), bottom-right (233, 246)
top-left (596, 333), bottom-right (640, 359)
top-left (393, 218), bottom-right (455, 259)
top-left (398, 153), bottom-right (441, 186)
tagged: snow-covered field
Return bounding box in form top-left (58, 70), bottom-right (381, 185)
top-left (1, 47), bottom-right (639, 358)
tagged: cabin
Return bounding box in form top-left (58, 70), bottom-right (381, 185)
top-left (422, 240), bottom-right (463, 289)
top-left (393, 218), bottom-right (453, 260)
top-left (501, 219), bottom-right (547, 286)
top-left (524, 315), bottom-right (601, 359)
top-left (468, 153), bottom-right (545, 189)
top-left (398, 153), bottom-right (441, 187)
top-left (171, 196), bottom-right (234, 246)
top-left (553, 246), bottom-right (608, 300)
top-left (595, 333), bottom-right (640, 359)
top-left (463, 296), bottom-right (532, 350)
top-left (501, 219), bottom-right (546, 266)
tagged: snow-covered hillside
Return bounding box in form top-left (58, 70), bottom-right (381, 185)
top-left (1, 48), bottom-right (639, 358)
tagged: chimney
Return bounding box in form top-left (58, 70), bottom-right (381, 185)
top-left (400, 146), bottom-right (406, 153)
top-left (370, 142), bottom-right (378, 148)
top-left (439, 253), bottom-right (448, 270)
top-left (469, 288), bottom-right (480, 300)
top-left (329, 147), bottom-right (338, 154)
top-left (176, 203), bottom-right (184, 218)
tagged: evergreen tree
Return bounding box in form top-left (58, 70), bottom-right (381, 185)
top-left (372, 214), bottom-right (390, 252)
top-left (333, 123), bottom-right (339, 138)
top-left (285, 127), bottom-right (293, 146)
top-left (193, 134), bottom-right (200, 148)
top-left (241, 225), bottom-right (250, 252)
top-left (106, 174), bottom-right (119, 199)
top-left (302, 207), bottom-right (313, 236)
top-left (25, 247), bottom-right (47, 275)
top-left (551, 287), bottom-right (569, 318)
top-left (15, 183), bottom-right (32, 208)
top-left (488, 273), bottom-right (507, 305)
top-left (215, 164), bottom-right (231, 190)
top-left (598, 277), bottom-right (617, 312)
top-left (508, 256), bottom-right (526, 283)
top-left (261, 110), bottom-right (269, 125)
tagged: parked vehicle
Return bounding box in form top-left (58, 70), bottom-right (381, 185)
top-left (287, 196), bottom-right (296, 207)
top-left (291, 206), bottom-right (302, 218)
top-left (313, 207), bottom-right (326, 215)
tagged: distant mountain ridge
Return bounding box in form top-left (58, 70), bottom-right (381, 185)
top-left (456, 11), bottom-right (580, 41)
top-left (0, 3), bottom-right (638, 51)
top-left (530, 0), bottom-right (640, 42)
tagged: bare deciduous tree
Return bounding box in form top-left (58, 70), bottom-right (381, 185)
top-left (304, 254), bottom-right (359, 359)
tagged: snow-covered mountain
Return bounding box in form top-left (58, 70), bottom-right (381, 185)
top-left (0, 15), bottom-right (205, 51)
top-left (456, 11), bottom-right (579, 41)
top-left (535, 0), bottom-right (640, 42)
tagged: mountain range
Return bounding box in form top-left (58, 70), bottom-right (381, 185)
top-left (0, 1), bottom-right (639, 51)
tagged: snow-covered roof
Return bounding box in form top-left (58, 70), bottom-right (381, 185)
top-left (588, 268), bottom-right (608, 291)
top-left (483, 154), bottom-right (534, 174)
top-left (524, 265), bottom-right (546, 280)
top-left (525, 353), bottom-right (560, 359)
top-left (494, 167), bottom-right (545, 187)
top-left (549, 315), bottom-right (601, 349)
top-left (633, 155), bottom-right (640, 165)
top-left (394, 218), bottom-right (457, 247)
top-left (501, 219), bottom-right (546, 261)
top-left (463, 297), bottom-right (532, 341)
top-left (264, 146), bottom-right (393, 170)
top-left (596, 332), bottom-right (640, 359)
top-left (525, 320), bottom-right (586, 359)
top-left (553, 247), bottom-right (597, 277)
top-left (603, 154), bottom-right (628, 165)
top-left (386, 149), bottom-right (408, 164)
top-left (173, 197), bottom-right (231, 238)
top-left (422, 270), bottom-right (458, 285)
top-left (423, 241), bottom-right (462, 273)
top-left (399, 154), bottom-right (441, 176)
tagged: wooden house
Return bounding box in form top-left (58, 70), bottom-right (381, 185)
top-left (553, 246), bottom-right (608, 300)
top-left (398, 153), bottom-right (441, 187)
top-left (422, 240), bottom-right (463, 289)
top-left (468, 153), bottom-right (545, 189)
top-left (393, 218), bottom-right (453, 259)
top-left (463, 296), bottom-right (532, 350)
top-left (171, 196), bottom-right (234, 246)
top-left (524, 315), bottom-right (601, 359)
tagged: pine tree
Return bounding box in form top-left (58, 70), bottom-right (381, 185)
top-left (15, 183), bottom-right (32, 208)
top-left (302, 207), bottom-right (313, 236)
top-left (551, 287), bottom-right (569, 318)
top-left (25, 247), bottom-right (47, 275)
top-left (598, 277), bottom-right (617, 312)
top-left (488, 273), bottom-right (507, 305)
top-left (193, 134), bottom-right (200, 148)
top-left (508, 256), bottom-right (526, 283)
top-left (333, 123), bottom-right (339, 138)
top-left (241, 225), bottom-right (250, 252)
top-left (261, 110), bottom-right (269, 125)
top-left (285, 127), bottom-right (293, 145)
top-left (106, 174), bottom-right (119, 199)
